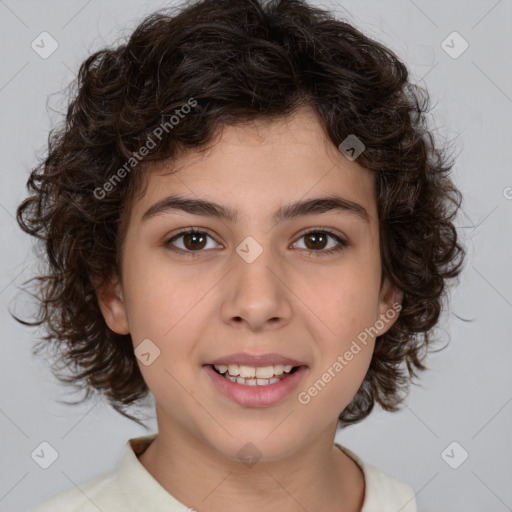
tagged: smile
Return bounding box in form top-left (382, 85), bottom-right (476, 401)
top-left (204, 363), bottom-right (307, 407)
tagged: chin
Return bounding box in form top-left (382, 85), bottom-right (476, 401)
top-left (203, 424), bottom-right (309, 464)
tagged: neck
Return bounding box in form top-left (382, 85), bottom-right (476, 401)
top-left (137, 409), bottom-right (365, 512)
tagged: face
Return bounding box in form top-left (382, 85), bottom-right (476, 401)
top-left (98, 106), bottom-right (402, 462)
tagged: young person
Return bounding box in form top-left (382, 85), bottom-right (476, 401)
top-left (16, 0), bottom-right (465, 510)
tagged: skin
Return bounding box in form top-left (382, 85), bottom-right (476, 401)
top-left (98, 106), bottom-right (402, 512)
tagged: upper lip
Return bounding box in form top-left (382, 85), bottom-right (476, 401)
top-left (206, 352), bottom-right (307, 367)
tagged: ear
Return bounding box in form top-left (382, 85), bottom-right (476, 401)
top-left (95, 273), bottom-right (130, 335)
top-left (375, 276), bottom-right (403, 336)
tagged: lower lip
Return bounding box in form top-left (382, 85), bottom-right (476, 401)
top-left (203, 365), bottom-right (308, 407)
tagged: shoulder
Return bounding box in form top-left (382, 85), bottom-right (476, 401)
top-left (335, 443), bottom-right (418, 512)
top-left (29, 434), bottom-right (159, 512)
top-left (30, 468), bottom-right (120, 512)
top-left (29, 433), bottom-right (186, 512)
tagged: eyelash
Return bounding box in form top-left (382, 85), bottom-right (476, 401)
top-left (163, 228), bottom-right (349, 258)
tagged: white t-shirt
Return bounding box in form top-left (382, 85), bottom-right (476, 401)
top-left (30, 434), bottom-right (417, 512)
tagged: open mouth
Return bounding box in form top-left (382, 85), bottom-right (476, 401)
top-left (204, 362), bottom-right (308, 407)
top-left (209, 364), bottom-right (301, 386)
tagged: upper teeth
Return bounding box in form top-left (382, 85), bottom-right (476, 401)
top-left (213, 364), bottom-right (294, 378)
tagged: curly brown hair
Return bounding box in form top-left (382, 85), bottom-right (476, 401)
top-left (15, 0), bottom-right (465, 429)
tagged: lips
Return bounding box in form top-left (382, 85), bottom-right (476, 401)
top-left (203, 352), bottom-right (308, 406)
top-left (204, 363), bottom-right (308, 407)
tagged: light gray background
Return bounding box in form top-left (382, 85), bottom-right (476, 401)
top-left (1, 1), bottom-right (511, 511)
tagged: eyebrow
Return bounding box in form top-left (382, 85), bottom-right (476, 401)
top-left (141, 194), bottom-right (370, 224)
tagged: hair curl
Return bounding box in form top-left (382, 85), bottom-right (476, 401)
top-left (15, 0), bottom-right (465, 428)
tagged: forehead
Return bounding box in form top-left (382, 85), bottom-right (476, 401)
top-left (130, 107), bottom-right (377, 223)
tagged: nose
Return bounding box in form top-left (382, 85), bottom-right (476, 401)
top-left (220, 242), bottom-right (293, 332)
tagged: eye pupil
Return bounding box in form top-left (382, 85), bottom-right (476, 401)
top-left (184, 232), bottom-right (207, 250)
top-left (305, 232), bottom-right (327, 250)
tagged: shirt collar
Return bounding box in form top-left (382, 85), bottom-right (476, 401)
top-left (117, 434), bottom-right (191, 511)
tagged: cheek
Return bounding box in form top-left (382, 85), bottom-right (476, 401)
top-left (298, 337), bottom-right (374, 419)
top-left (299, 259), bottom-right (379, 400)
top-left (305, 263), bottom-right (381, 335)
top-left (122, 252), bottom-right (196, 338)
top-left (122, 251), bottom-right (208, 366)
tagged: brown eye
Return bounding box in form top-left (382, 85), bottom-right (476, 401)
top-left (303, 232), bottom-right (329, 250)
top-left (182, 232), bottom-right (207, 250)
top-left (293, 229), bottom-right (349, 257)
top-left (164, 229), bottom-right (219, 255)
